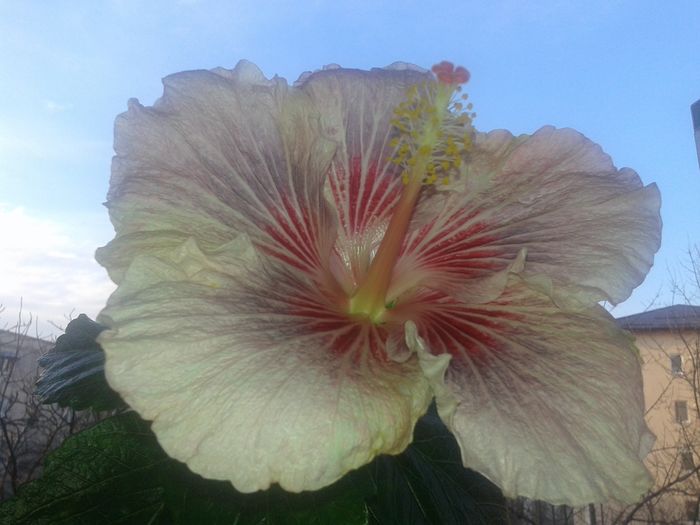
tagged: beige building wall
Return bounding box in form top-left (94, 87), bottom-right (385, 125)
top-left (633, 328), bottom-right (699, 522)
top-left (639, 330), bottom-right (699, 449)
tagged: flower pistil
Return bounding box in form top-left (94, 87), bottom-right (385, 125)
top-left (348, 62), bottom-right (472, 322)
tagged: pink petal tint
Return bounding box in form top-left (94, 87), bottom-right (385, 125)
top-left (96, 59), bottom-right (661, 505)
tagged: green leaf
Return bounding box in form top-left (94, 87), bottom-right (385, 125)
top-left (166, 473), bottom-right (371, 525)
top-left (36, 314), bottom-right (127, 411)
top-left (0, 413), bottom-right (171, 524)
top-left (366, 406), bottom-right (507, 525)
top-left (0, 413), bottom-right (370, 525)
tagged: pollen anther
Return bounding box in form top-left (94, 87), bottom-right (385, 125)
top-left (387, 65), bottom-right (475, 190)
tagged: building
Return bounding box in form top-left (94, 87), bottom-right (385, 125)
top-left (0, 328), bottom-right (54, 500)
top-left (0, 328), bottom-right (51, 421)
top-left (614, 305), bottom-right (700, 523)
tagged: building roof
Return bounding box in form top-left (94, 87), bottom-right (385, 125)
top-left (0, 329), bottom-right (49, 346)
top-left (0, 329), bottom-right (50, 359)
top-left (616, 305), bottom-right (700, 331)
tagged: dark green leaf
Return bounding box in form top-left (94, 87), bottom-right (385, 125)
top-left (0, 413), bottom-right (370, 525)
top-left (36, 314), bottom-right (127, 411)
top-left (166, 472), bottom-right (371, 525)
top-left (0, 412), bottom-right (171, 524)
top-left (367, 405), bottom-right (507, 525)
top-left (159, 456), bottom-right (372, 525)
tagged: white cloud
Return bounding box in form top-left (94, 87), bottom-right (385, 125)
top-left (43, 99), bottom-right (73, 113)
top-left (0, 205), bottom-right (115, 338)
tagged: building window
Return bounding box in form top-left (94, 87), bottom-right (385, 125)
top-left (676, 401), bottom-right (690, 424)
top-left (681, 449), bottom-right (695, 471)
top-left (686, 499), bottom-right (699, 521)
top-left (671, 354), bottom-right (683, 375)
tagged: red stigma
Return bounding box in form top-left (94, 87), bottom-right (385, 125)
top-left (431, 61), bottom-right (470, 85)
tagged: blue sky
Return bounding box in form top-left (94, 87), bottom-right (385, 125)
top-left (1, 0), bottom-right (699, 336)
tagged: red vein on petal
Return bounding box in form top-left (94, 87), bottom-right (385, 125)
top-left (262, 195), bottom-right (323, 273)
top-left (407, 290), bottom-right (524, 364)
top-left (330, 156), bottom-right (402, 237)
top-left (249, 267), bottom-right (397, 364)
top-left (398, 207), bottom-right (505, 283)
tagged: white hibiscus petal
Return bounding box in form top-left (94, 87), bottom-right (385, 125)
top-left (401, 126), bottom-right (661, 305)
top-left (102, 60), bottom-right (337, 282)
top-left (404, 321), bottom-right (457, 424)
top-left (407, 277), bottom-right (653, 505)
top-left (98, 236), bottom-right (432, 493)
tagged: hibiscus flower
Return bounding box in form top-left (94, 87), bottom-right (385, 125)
top-left (96, 60), bottom-right (661, 505)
